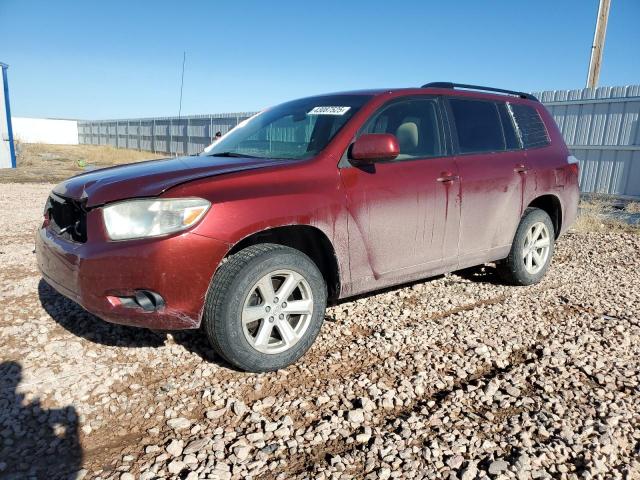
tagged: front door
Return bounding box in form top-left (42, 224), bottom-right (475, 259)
top-left (340, 96), bottom-right (460, 288)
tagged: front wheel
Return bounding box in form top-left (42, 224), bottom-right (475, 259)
top-left (203, 243), bottom-right (327, 372)
top-left (497, 207), bottom-right (555, 286)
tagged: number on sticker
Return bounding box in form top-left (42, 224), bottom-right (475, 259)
top-left (308, 106), bottom-right (351, 116)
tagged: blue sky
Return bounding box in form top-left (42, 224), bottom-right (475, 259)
top-left (1, 0), bottom-right (638, 119)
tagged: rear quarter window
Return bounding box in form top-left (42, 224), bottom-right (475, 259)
top-left (508, 104), bottom-right (550, 149)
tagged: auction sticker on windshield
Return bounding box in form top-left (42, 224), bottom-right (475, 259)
top-left (308, 106), bottom-right (351, 115)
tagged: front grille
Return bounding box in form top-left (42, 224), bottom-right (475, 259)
top-left (46, 193), bottom-right (88, 243)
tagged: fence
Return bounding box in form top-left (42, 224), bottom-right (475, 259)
top-left (533, 85), bottom-right (640, 198)
top-left (78, 85), bottom-right (640, 198)
top-left (78, 113), bottom-right (257, 156)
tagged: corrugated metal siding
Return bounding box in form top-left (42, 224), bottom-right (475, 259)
top-left (78, 113), bottom-right (257, 157)
top-left (78, 85), bottom-right (640, 198)
top-left (532, 85), bottom-right (640, 197)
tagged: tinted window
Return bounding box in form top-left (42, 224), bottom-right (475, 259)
top-left (509, 104), bottom-right (550, 149)
top-left (449, 99), bottom-right (505, 154)
top-left (360, 98), bottom-right (443, 160)
top-left (497, 103), bottom-right (520, 149)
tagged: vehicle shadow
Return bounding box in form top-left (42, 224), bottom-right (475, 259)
top-left (37, 280), bottom-right (230, 367)
top-left (0, 361), bottom-right (83, 479)
top-left (453, 264), bottom-right (504, 285)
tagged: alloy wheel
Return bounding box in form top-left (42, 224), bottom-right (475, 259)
top-left (522, 221), bottom-right (551, 275)
top-left (241, 269), bottom-right (314, 354)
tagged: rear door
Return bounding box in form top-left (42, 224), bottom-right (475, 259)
top-left (445, 97), bottom-right (526, 265)
top-left (340, 96), bottom-right (460, 282)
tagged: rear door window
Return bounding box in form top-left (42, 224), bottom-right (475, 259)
top-left (508, 104), bottom-right (550, 149)
top-left (448, 98), bottom-right (506, 154)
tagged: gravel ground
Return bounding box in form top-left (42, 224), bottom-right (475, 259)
top-left (1, 183), bottom-right (639, 480)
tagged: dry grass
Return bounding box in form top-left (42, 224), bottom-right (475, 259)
top-left (573, 198), bottom-right (639, 234)
top-left (1, 143), bottom-right (165, 183)
top-left (626, 201), bottom-right (640, 214)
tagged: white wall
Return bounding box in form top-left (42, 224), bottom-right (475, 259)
top-left (12, 117), bottom-right (78, 145)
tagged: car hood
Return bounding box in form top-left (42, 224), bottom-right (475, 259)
top-left (52, 155), bottom-right (293, 207)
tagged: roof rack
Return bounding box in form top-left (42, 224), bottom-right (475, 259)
top-left (421, 82), bottom-right (538, 101)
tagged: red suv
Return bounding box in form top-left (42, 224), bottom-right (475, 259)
top-left (36, 83), bottom-right (579, 372)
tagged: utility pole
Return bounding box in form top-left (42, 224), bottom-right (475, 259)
top-left (586, 0), bottom-right (611, 88)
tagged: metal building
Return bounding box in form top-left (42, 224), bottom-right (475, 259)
top-left (0, 62), bottom-right (16, 169)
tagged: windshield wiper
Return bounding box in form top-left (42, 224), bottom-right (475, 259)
top-left (208, 152), bottom-right (261, 158)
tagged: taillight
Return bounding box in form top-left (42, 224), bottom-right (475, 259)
top-left (567, 155), bottom-right (580, 176)
top-left (568, 162), bottom-right (579, 175)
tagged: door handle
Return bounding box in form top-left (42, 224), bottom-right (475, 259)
top-left (436, 172), bottom-right (459, 183)
top-left (514, 164), bottom-right (530, 174)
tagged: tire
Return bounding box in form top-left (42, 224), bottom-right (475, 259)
top-left (497, 207), bottom-right (555, 286)
top-left (203, 243), bottom-right (327, 372)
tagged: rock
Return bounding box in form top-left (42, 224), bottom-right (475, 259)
top-left (167, 417), bottom-right (191, 430)
top-left (261, 444), bottom-right (278, 454)
top-left (489, 459), bottom-right (509, 475)
top-left (232, 401), bottom-right (247, 416)
top-left (235, 445), bottom-right (251, 461)
top-left (348, 409), bottom-right (365, 424)
top-left (447, 455), bottom-right (464, 469)
top-left (166, 439), bottom-right (184, 457)
top-left (206, 408), bottom-right (226, 420)
top-left (461, 461), bottom-right (478, 480)
top-left (183, 454), bottom-right (198, 465)
top-left (264, 421), bottom-right (278, 432)
top-left (120, 473), bottom-right (135, 480)
top-left (184, 437), bottom-right (209, 454)
top-left (167, 459), bottom-right (185, 474)
top-left (484, 381), bottom-right (500, 398)
top-left (361, 397), bottom-right (376, 412)
top-left (246, 432), bottom-right (264, 443)
top-left (377, 467), bottom-right (392, 479)
top-left (145, 445), bottom-right (160, 454)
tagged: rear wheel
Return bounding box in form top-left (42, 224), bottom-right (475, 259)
top-left (203, 243), bottom-right (327, 372)
top-left (498, 207), bottom-right (555, 286)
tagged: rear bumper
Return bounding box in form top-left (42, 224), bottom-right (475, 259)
top-left (36, 226), bottom-right (230, 330)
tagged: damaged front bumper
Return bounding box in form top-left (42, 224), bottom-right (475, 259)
top-left (35, 222), bottom-right (229, 330)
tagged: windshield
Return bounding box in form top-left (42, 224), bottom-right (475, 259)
top-left (201, 94), bottom-right (372, 160)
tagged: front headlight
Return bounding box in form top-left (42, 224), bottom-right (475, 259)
top-left (102, 198), bottom-right (211, 240)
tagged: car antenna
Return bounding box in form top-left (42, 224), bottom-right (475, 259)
top-left (176, 51), bottom-right (186, 157)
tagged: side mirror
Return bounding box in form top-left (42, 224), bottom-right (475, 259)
top-left (350, 134), bottom-right (399, 165)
